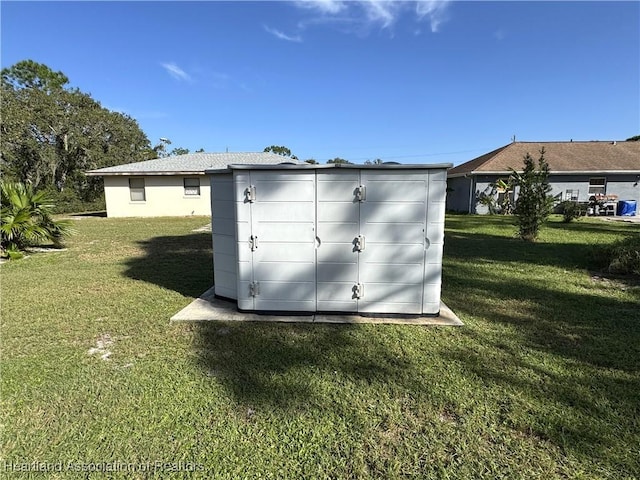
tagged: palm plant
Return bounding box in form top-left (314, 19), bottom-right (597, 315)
top-left (1, 182), bottom-right (73, 258)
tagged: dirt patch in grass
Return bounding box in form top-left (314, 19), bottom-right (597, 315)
top-left (87, 333), bottom-right (114, 360)
top-left (589, 271), bottom-right (640, 290)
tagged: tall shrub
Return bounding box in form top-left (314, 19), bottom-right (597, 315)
top-left (511, 149), bottom-right (553, 241)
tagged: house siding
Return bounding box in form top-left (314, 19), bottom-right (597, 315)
top-left (602, 175), bottom-right (640, 205)
top-left (473, 175), bottom-right (496, 214)
top-left (452, 173), bottom-right (640, 214)
top-left (548, 174), bottom-right (640, 203)
top-left (446, 176), bottom-right (473, 213)
top-left (103, 175), bottom-right (211, 218)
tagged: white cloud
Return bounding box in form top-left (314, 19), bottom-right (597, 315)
top-left (294, 0), bottom-right (346, 15)
top-left (291, 1), bottom-right (453, 35)
top-left (264, 25), bottom-right (303, 42)
top-left (360, 1), bottom-right (399, 29)
top-left (160, 62), bottom-right (192, 82)
top-left (415, 0), bottom-right (452, 33)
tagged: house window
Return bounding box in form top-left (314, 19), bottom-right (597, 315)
top-left (184, 178), bottom-right (200, 196)
top-left (129, 178), bottom-right (145, 201)
top-left (588, 178), bottom-right (606, 196)
top-left (565, 189), bottom-right (579, 201)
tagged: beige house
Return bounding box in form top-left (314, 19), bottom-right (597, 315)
top-left (86, 152), bottom-right (293, 218)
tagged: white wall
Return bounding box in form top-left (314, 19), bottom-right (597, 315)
top-left (103, 175), bottom-right (211, 218)
top-left (210, 173), bottom-right (237, 299)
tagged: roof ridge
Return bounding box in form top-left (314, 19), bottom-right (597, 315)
top-left (447, 143), bottom-right (511, 174)
top-left (512, 140), bottom-right (621, 144)
top-left (448, 140), bottom-right (640, 176)
top-left (86, 151), bottom-right (298, 176)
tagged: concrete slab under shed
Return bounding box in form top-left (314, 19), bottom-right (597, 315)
top-left (171, 287), bottom-right (463, 326)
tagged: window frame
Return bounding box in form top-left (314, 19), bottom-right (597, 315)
top-left (588, 177), bottom-right (606, 196)
top-left (183, 177), bottom-right (201, 196)
top-left (129, 177), bottom-right (146, 202)
top-left (565, 189), bottom-right (579, 201)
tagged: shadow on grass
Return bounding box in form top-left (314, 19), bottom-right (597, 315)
top-left (446, 214), bottom-right (639, 237)
top-left (440, 224), bottom-right (640, 473)
top-left (70, 211), bottom-right (108, 218)
top-left (123, 232), bottom-right (213, 298)
top-left (445, 220), bottom-right (639, 274)
top-left (121, 219), bottom-right (639, 474)
top-left (443, 262), bottom-right (640, 372)
top-left (193, 322), bottom-right (435, 412)
top-left (444, 231), bottom-right (595, 270)
top-left (545, 218), bottom-right (640, 235)
top-left (444, 328), bottom-right (639, 470)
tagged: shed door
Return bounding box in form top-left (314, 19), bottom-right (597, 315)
top-left (234, 170), bottom-right (316, 312)
top-left (316, 170), bottom-right (429, 315)
top-left (316, 170), bottom-right (360, 312)
top-left (358, 171), bottom-right (429, 314)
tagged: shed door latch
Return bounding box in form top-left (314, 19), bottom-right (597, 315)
top-left (352, 283), bottom-right (364, 299)
top-left (249, 235), bottom-right (259, 251)
top-left (249, 282), bottom-right (260, 297)
top-left (355, 185), bottom-right (366, 202)
top-left (354, 235), bottom-right (366, 252)
top-left (245, 185), bottom-right (256, 203)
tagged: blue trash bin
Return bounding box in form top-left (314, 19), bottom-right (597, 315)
top-left (617, 200), bottom-right (637, 216)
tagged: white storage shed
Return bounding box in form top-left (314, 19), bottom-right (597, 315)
top-left (207, 163), bottom-right (451, 316)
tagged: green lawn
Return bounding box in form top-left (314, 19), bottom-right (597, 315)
top-left (1, 215), bottom-right (638, 479)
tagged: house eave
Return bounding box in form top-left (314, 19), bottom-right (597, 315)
top-left (448, 169), bottom-right (640, 178)
top-left (85, 170), bottom-right (207, 177)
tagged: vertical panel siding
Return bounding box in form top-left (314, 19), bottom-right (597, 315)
top-left (316, 171), bottom-right (360, 312)
top-left (211, 173), bottom-right (237, 299)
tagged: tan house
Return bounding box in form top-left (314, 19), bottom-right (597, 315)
top-left (446, 141), bottom-right (640, 214)
top-left (86, 152), bottom-right (294, 217)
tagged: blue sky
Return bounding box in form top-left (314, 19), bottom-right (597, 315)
top-left (2, 1), bottom-right (639, 165)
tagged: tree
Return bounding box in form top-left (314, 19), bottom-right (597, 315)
top-left (170, 147), bottom-right (190, 156)
top-left (1, 181), bottom-right (73, 259)
top-left (511, 148), bottom-right (553, 241)
top-left (626, 135), bottom-right (640, 142)
top-left (263, 145), bottom-right (298, 160)
top-left (195, 148), bottom-right (205, 153)
top-left (364, 158), bottom-right (383, 165)
top-left (304, 159), bottom-right (318, 164)
top-left (327, 157), bottom-right (352, 164)
top-left (1, 60), bottom-right (152, 206)
top-left (150, 138), bottom-right (172, 158)
top-left (1, 59), bottom-right (69, 92)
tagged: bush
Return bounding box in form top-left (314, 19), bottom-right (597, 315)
top-left (559, 201), bottom-right (585, 223)
top-left (512, 149), bottom-right (553, 241)
top-left (1, 182), bottom-right (74, 258)
top-left (592, 236), bottom-right (640, 276)
top-left (44, 188), bottom-right (106, 214)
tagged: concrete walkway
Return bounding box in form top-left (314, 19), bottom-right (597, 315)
top-left (599, 215), bottom-right (640, 224)
top-left (171, 287), bottom-right (463, 326)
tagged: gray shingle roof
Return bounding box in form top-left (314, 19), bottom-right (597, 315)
top-left (448, 141), bottom-right (640, 177)
top-left (86, 152), bottom-right (299, 176)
